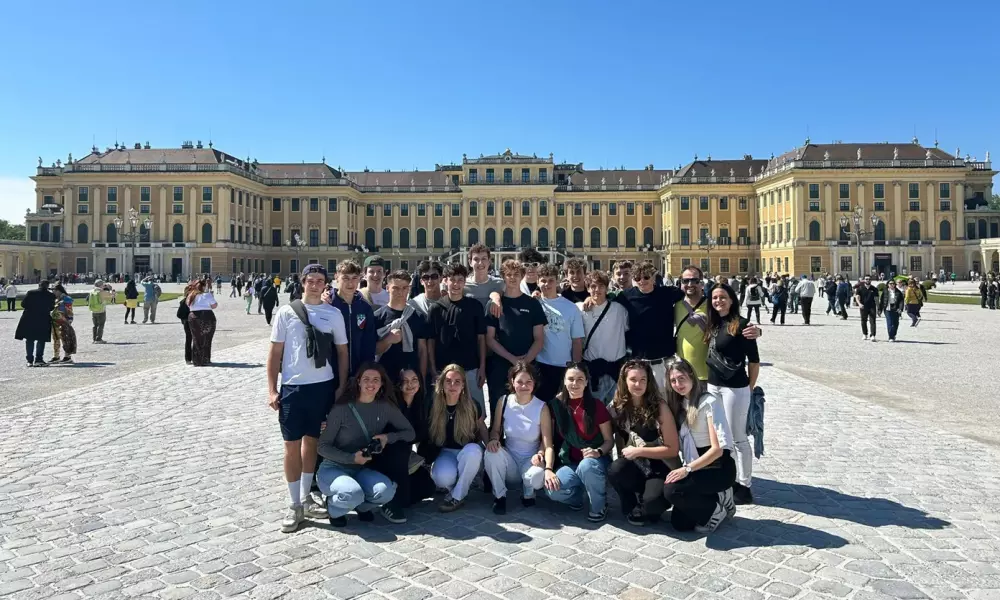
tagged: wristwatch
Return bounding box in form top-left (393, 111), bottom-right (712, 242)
top-left (684, 466), bottom-right (692, 474)
top-left (596, 448), bottom-right (604, 457)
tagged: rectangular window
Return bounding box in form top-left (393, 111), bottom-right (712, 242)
top-left (383, 204), bottom-right (391, 217)
top-left (809, 200), bottom-right (820, 211)
top-left (839, 183), bottom-right (850, 199)
top-left (539, 201), bottom-right (548, 217)
top-left (811, 257), bottom-right (822, 273)
top-left (680, 197), bottom-right (690, 210)
top-left (309, 229), bottom-right (319, 247)
top-left (327, 259), bottom-right (337, 273)
top-left (739, 258), bottom-right (749, 273)
top-left (699, 196), bottom-right (709, 210)
top-left (720, 258), bottom-right (730, 273)
top-left (328, 197), bottom-right (338, 212)
top-left (939, 182), bottom-right (951, 199)
top-left (840, 200), bottom-right (851, 211)
top-left (291, 198), bottom-right (301, 212)
top-left (908, 183), bottom-right (920, 199)
top-left (311, 198), bottom-right (320, 212)
top-left (521, 168), bottom-right (530, 183)
top-left (940, 200), bottom-right (951, 211)
top-left (739, 196), bottom-right (747, 210)
top-left (109, 187), bottom-right (119, 203)
top-left (809, 184), bottom-right (820, 199)
top-left (140, 186), bottom-right (151, 202)
top-left (521, 201), bottom-right (530, 217)
top-left (418, 204), bottom-right (426, 217)
top-left (608, 203), bottom-right (617, 216)
top-left (840, 256), bottom-right (853, 272)
top-left (644, 203), bottom-right (653, 216)
top-left (272, 229), bottom-right (281, 246)
top-left (290, 229), bottom-right (301, 245)
top-left (271, 259), bottom-right (281, 274)
top-left (681, 257), bottom-right (691, 269)
top-left (910, 256), bottom-right (922, 273)
top-left (469, 169), bottom-right (478, 183)
top-left (503, 168), bottom-right (512, 183)
top-left (365, 204), bottom-right (374, 217)
top-left (573, 203), bottom-right (582, 216)
top-left (557, 203), bottom-right (565, 217)
top-left (699, 227), bottom-right (709, 243)
top-left (874, 183), bottom-right (885, 199)
top-left (328, 229), bottom-right (338, 246)
top-left (401, 204), bottom-right (410, 217)
top-left (237, 191), bottom-right (242, 205)
top-left (451, 175), bottom-right (459, 186)
top-left (199, 258), bottom-right (211, 274)
top-left (201, 204), bottom-right (211, 214)
top-left (909, 201), bottom-right (920, 211)
top-left (538, 168), bottom-right (547, 183)
top-left (171, 204), bottom-right (182, 214)
top-left (719, 197), bottom-right (728, 210)
top-left (201, 186), bottom-right (212, 202)
top-left (719, 228), bottom-right (730, 241)
top-left (434, 204), bottom-right (443, 217)
top-left (680, 228), bottom-right (690, 246)
top-left (452, 203), bottom-right (460, 217)
top-left (626, 202), bottom-right (635, 215)
top-left (701, 258), bottom-right (710, 273)
top-left (874, 201), bottom-right (886, 211)
top-left (486, 169), bottom-right (494, 183)
top-left (591, 203), bottom-right (600, 216)
top-left (78, 186), bottom-right (89, 203)
top-left (738, 228), bottom-right (749, 243)
top-left (786, 222), bottom-right (791, 241)
top-left (173, 186), bottom-right (183, 202)
top-left (78, 204), bottom-right (89, 214)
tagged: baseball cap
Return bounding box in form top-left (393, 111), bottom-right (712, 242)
top-left (363, 255), bottom-right (385, 269)
top-left (301, 264), bottom-right (328, 281)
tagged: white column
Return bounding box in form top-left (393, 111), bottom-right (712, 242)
top-left (955, 182), bottom-right (965, 239)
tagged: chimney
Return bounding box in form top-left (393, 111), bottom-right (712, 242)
top-left (196, 140), bottom-right (203, 149)
top-left (144, 141), bottom-right (151, 149)
top-left (134, 143), bottom-right (141, 149)
top-left (743, 154), bottom-right (753, 160)
top-left (181, 140), bottom-right (194, 149)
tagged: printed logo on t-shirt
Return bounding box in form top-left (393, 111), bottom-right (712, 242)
top-left (541, 302), bottom-right (566, 334)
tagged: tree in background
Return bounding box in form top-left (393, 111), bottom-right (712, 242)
top-left (990, 194), bottom-right (1000, 211)
top-left (0, 219), bottom-right (26, 240)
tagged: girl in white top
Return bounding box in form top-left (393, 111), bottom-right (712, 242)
top-left (484, 362), bottom-right (557, 515)
top-left (661, 357), bottom-right (736, 533)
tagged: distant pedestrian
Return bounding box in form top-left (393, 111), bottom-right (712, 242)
top-left (141, 276), bottom-right (160, 323)
top-left (124, 280), bottom-right (139, 324)
top-left (3, 281), bottom-right (16, 311)
top-left (795, 275), bottom-right (816, 325)
top-left (879, 279), bottom-right (904, 341)
top-left (177, 281), bottom-right (194, 364)
top-left (87, 279), bottom-right (113, 343)
top-left (243, 285), bottom-right (254, 314)
top-left (15, 280), bottom-right (55, 367)
top-left (49, 284), bottom-right (76, 363)
top-left (186, 280), bottom-right (218, 366)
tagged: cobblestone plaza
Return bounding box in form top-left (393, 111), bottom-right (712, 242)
top-left (2, 296), bottom-right (1000, 599)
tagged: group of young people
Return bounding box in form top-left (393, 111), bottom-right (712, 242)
top-left (266, 244), bottom-right (763, 536)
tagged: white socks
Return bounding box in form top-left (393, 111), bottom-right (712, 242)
top-left (288, 481), bottom-right (301, 507)
top-left (300, 472), bottom-right (314, 504)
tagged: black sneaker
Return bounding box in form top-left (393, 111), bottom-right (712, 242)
top-left (492, 496), bottom-right (507, 515)
top-left (587, 506), bottom-right (607, 523)
top-left (521, 496), bottom-right (536, 508)
top-left (357, 510), bottom-right (375, 522)
top-left (328, 516), bottom-right (347, 527)
top-left (733, 483), bottom-right (754, 505)
top-left (381, 505), bottom-right (407, 524)
top-left (626, 507), bottom-right (645, 526)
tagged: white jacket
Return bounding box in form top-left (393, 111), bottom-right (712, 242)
top-left (796, 280), bottom-right (816, 298)
top-left (4, 285), bottom-right (16, 298)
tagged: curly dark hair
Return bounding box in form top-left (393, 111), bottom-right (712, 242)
top-left (336, 361), bottom-right (398, 406)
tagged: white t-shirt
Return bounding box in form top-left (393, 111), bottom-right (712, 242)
top-left (367, 288), bottom-right (389, 307)
top-left (689, 393), bottom-right (732, 450)
top-left (271, 302), bottom-right (348, 386)
top-left (190, 292), bottom-right (217, 311)
top-left (577, 300), bottom-right (629, 362)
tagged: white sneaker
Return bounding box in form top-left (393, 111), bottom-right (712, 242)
top-left (695, 494), bottom-right (728, 533)
top-left (281, 505), bottom-right (304, 533)
top-left (303, 496), bottom-right (328, 520)
top-left (863, 335), bottom-right (869, 341)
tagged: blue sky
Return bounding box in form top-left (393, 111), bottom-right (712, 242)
top-left (1, 0), bottom-right (997, 223)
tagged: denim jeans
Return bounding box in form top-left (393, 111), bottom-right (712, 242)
top-left (24, 339), bottom-right (45, 364)
top-left (546, 456), bottom-right (610, 512)
top-left (483, 447), bottom-right (544, 499)
top-left (316, 461), bottom-right (396, 518)
top-left (884, 310), bottom-right (900, 340)
top-left (431, 444), bottom-right (483, 501)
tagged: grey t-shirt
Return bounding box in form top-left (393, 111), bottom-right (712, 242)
top-left (464, 275), bottom-right (504, 310)
top-left (318, 400), bottom-right (415, 466)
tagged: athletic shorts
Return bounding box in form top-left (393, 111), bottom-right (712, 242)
top-left (278, 379), bottom-right (335, 441)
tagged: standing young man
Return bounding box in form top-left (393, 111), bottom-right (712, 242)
top-left (485, 260), bottom-right (547, 423)
top-left (616, 262), bottom-right (684, 391)
top-left (327, 260), bottom-right (377, 378)
top-left (464, 243), bottom-right (505, 310)
top-left (87, 279), bottom-right (113, 343)
top-left (360, 255), bottom-right (389, 307)
top-left (267, 265), bottom-right (349, 533)
top-left (141, 275), bottom-right (160, 324)
top-left (410, 260), bottom-right (443, 387)
top-left (560, 258), bottom-right (590, 303)
top-left (375, 269), bottom-right (428, 382)
top-left (855, 275), bottom-right (880, 341)
top-left (795, 275), bottom-right (816, 325)
top-left (427, 264), bottom-right (487, 412)
top-left (577, 270), bottom-right (629, 405)
top-left (534, 263), bottom-right (584, 402)
top-left (611, 260), bottom-right (634, 293)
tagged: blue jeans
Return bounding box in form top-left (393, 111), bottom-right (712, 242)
top-left (317, 461), bottom-right (396, 518)
top-left (24, 339), bottom-right (45, 364)
top-left (545, 456), bottom-right (609, 512)
top-left (884, 310), bottom-right (900, 340)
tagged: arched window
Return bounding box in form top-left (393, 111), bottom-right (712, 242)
top-left (590, 227), bottom-right (601, 248)
top-left (416, 228), bottom-right (426, 249)
top-left (608, 227), bottom-right (618, 248)
top-left (504, 200), bottom-right (512, 216)
top-left (538, 227), bottom-right (549, 248)
top-left (908, 220), bottom-right (921, 242)
top-left (468, 228), bottom-right (479, 245)
top-left (572, 227), bottom-right (583, 249)
top-left (172, 223), bottom-right (183, 242)
top-left (643, 227), bottom-right (654, 247)
top-left (107, 223), bottom-right (118, 243)
top-left (201, 223), bottom-right (213, 244)
top-left (139, 224), bottom-right (150, 243)
top-left (625, 227), bottom-right (636, 248)
top-left (555, 227), bottom-right (566, 248)
top-left (978, 219), bottom-right (988, 239)
top-left (502, 228), bottom-right (514, 247)
top-left (399, 228), bottom-right (410, 248)
top-left (485, 227), bottom-right (496, 248)
top-left (520, 227), bottom-right (531, 247)
top-left (808, 220), bottom-right (821, 241)
top-left (939, 220), bottom-right (951, 241)
top-left (382, 228), bottom-right (393, 249)
top-left (77, 223), bottom-right (88, 244)
top-left (433, 228), bottom-right (444, 249)
top-left (874, 221), bottom-right (886, 241)
top-left (40, 223), bottom-right (50, 242)
top-left (365, 228), bottom-right (376, 249)
top-left (450, 227), bottom-right (461, 249)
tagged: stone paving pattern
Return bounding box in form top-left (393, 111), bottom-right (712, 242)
top-left (3, 324), bottom-right (1000, 598)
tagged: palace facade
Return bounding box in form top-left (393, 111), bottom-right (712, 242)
top-left (3, 139), bottom-right (998, 281)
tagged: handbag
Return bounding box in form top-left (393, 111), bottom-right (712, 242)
top-left (706, 330), bottom-right (743, 380)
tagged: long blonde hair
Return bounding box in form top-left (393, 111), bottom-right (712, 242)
top-left (664, 357), bottom-right (705, 427)
top-left (428, 364), bottom-right (478, 446)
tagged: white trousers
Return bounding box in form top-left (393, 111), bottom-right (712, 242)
top-left (483, 447), bottom-right (545, 499)
top-left (708, 383), bottom-right (752, 487)
top-left (650, 362), bottom-right (667, 396)
top-left (431, 444), bottom-right (483, 501)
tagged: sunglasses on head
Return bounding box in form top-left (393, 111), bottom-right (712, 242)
top-left (680, 277), bottom-right (701, 285)
top-left (420, 273), bottom-right (440, 280)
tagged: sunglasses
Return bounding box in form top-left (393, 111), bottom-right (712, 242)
top-left (523, 262), bottom-right (539, 268)
top-left (420, 273), bottom-right (441, 281)
top-left (637, 275), bottom-right (652, 281)
top-left (680, 277), bottom-right (701, 285)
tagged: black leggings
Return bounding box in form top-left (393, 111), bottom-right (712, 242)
top-left (125, 307), bottom-right (136, 322)
top-left (608, 457), bottom-right (669, 520)
top-left (745, 305), bottom-right (761, 323)
top-left (182, 320), bottom-right (193, 362)
top-left (662, 450), bottom-right (736, 531)
top-left (5, 298), bottom-right (14, 311)
top-left (371, 440), bottom-right (435, 511)
top-left (263, 303), bottom-right (276, 325)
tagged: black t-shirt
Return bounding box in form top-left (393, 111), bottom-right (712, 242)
top-left (619, 286), bottom-right (685, 359)
top-left (525, 280), bottom-right (539, 294)
top-left (444, 402), bottom-right (481, 449)
top-left (374, 305), bottom-right (428, 381)
top-left (485, 294), bottom-right (548, 359)
top-left (428, 296), bottom-right (486, 371)
top-left (707, 316), bottom-right (760, 388)
top-left (857, 285), bottom-right (879, 309)
top-left (561, 287), bottom-right (590, 303)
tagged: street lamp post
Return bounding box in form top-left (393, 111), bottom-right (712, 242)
top-left (839, 205), bottom-right (880, 280)
top-left (114, 207), bottom-right (152, 279)
top-left (699, 234), bottom-right (717, 275)
top-left (285, 233), bottom-right (303, 275)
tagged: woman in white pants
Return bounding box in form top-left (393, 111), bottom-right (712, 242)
top-left (484, 362), bottom-right (558, 515)
top-left (704, 284), bottom-right (760, 505)
top-left (424, 364), bottom-right (489, 513)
